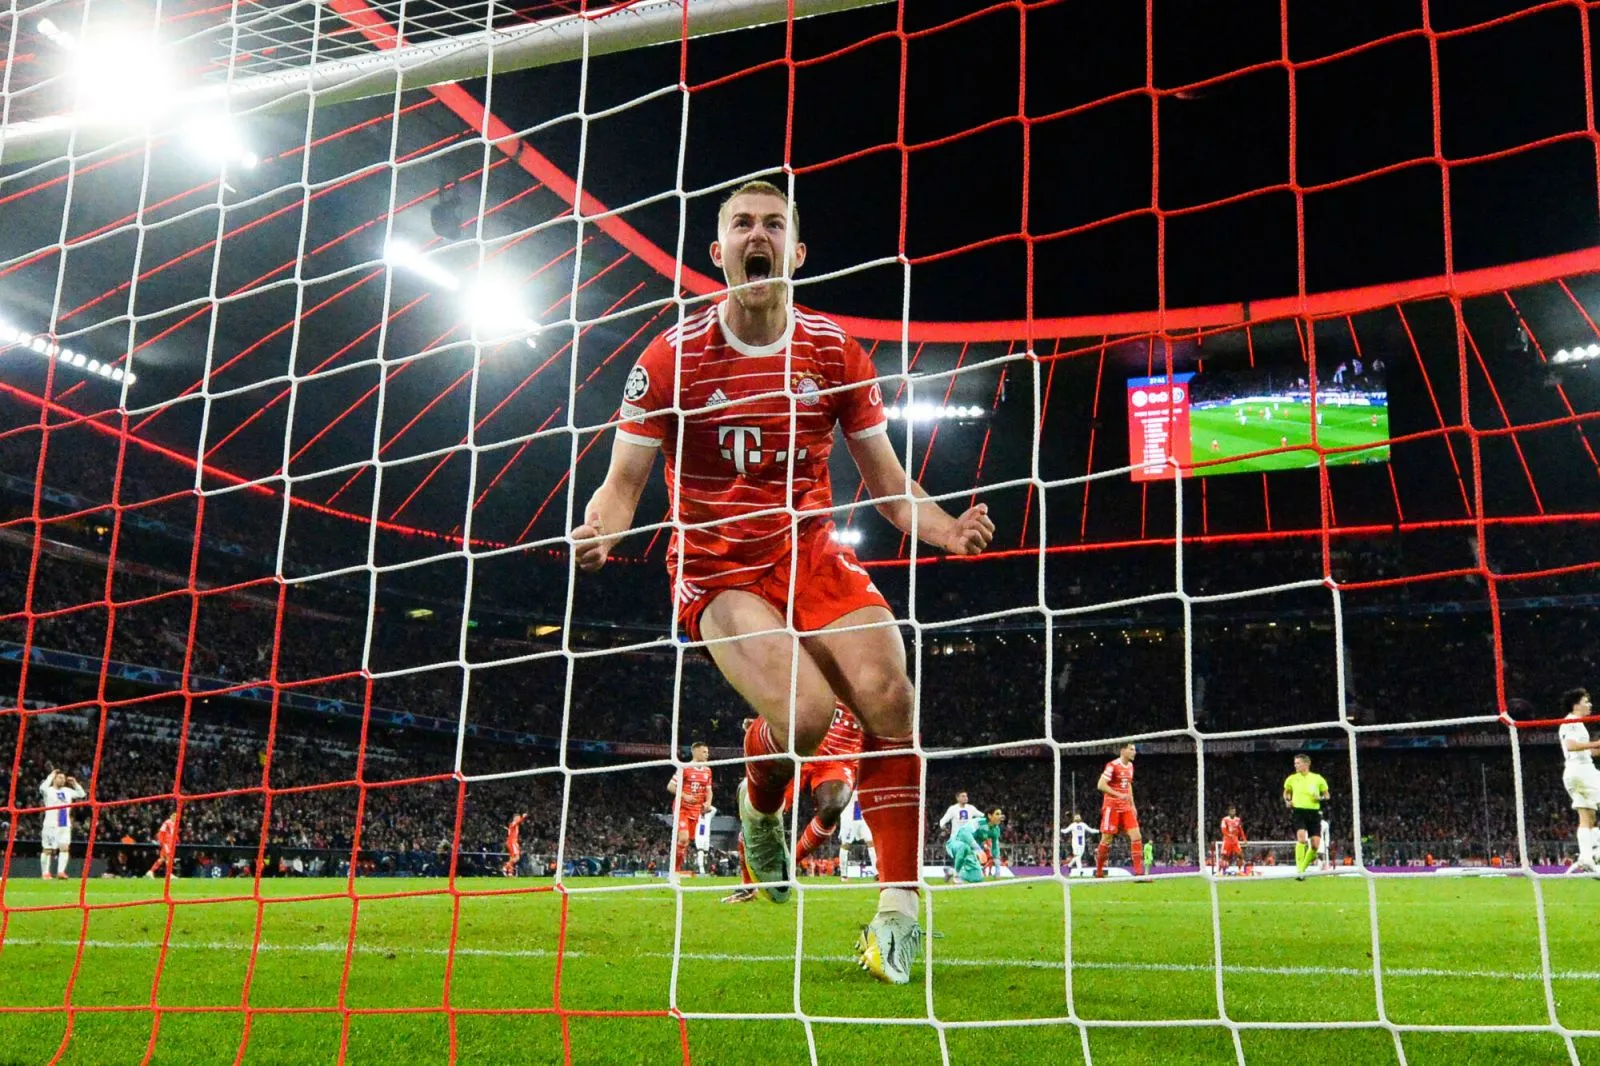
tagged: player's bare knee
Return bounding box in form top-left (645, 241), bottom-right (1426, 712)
top-left (853, 669), bottom-right (914, 737)
top-left (815, 782), bottom-right (850, 827)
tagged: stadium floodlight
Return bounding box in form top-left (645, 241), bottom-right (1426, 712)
top-left (67, 26), bottom-right (179, 123)
top-left (0, 315), bottom-right (134, 386)
top-left (181, 113), bottom-right (259, 171)
top-left (1552, 344), bottom-right (1600, 365)
top-left (462, 278), bottom-right (540, 348)
top-left (885, 403), bottom-right (984, 422)
top-left (384, 239), bottom-right (460, 291)
top-left (385, 240), bottom-right (539, 348)
top-left (830, 528), bottom-right (863, 546)
top-left (35, 18), bottom-right (74, 50)
top-left (382, 238), bottom-right (460, 291)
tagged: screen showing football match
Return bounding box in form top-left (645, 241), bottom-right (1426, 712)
top-left (1127, 366), bottom-right (1390, 481)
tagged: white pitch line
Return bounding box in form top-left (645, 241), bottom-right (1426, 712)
top-left (3, 938), bottom-right (1597, 983)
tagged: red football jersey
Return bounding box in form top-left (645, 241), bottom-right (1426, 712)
top-left (156, 817), bottom-right (177, 847)
top-left (1220, 815), bottom-right (1245, 843)
top-left (617, 302), bottom-right (888, 584)
top-left (677, 765), bottom-right (713, 810)
top-left (817, 704), bottom-right (866, 758)
top-left (1101, 758), bottom-right (1135, 809)
top-left (506, 814), bottom-right (524, 847)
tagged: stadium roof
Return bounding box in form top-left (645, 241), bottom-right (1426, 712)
top-left (1, 0), bottom-right (1598, 564)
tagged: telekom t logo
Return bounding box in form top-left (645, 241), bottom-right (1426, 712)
top-left (718, 425), bottom-right (763, 474)
top-left (718, 425), bottom-right (808, 473)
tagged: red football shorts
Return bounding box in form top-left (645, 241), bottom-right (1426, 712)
top-left (675, 523), bottom-right (890, 643)
top-left (1221, 840), bottom-right (1243, 856)
top-left (782, 758), bottom-right (859, 809)
top-left (506, 842), bottom-right (521, 861)
top-left (676, 809), bottom-right (702, 841)
top-left (1100, 804), bottom-right (1138, 834)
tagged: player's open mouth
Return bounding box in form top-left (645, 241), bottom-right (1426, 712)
top-left (744, 252), bottom-right (772, 282)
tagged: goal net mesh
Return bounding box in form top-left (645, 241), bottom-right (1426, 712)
top-left (2, 0), bottom-right (1599, 1063)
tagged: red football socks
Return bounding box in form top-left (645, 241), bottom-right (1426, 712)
top-left (795, 817), bottom-right (835, 863)
top-left (742, 717), bottom-right (793, 814)
top-left (1132, 844), bottom-right (1145, 876)
top-left (1095, 841), bottom-right (1110, 877)
top-left (856, 734), bottom-right (921, 886)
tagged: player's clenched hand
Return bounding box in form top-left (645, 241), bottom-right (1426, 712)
top-left (571, 511), bottom-right (612, 572)
top-left (944, 503), bottom-right (995, 555)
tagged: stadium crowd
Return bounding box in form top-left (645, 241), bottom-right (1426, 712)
top-left (1, 404), bottom-right (1597, 876)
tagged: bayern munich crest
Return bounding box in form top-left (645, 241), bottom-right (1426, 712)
top-left (792, 371), bottom-right (824, 406)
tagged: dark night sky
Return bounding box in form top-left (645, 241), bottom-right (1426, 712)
top-left (1, 0), bottom-right (1598, 565)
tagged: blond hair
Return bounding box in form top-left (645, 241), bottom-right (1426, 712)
top-left (717, 179), bottom-right (799, 237)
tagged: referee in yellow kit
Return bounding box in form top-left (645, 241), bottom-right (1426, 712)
top-left (1283, 753), bottom-right (1330, 881)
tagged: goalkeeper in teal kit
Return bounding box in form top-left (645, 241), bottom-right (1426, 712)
top-left (945, 822), bottom-right (985, 884)
top-left (947, 809), bottom-right (1004, 883)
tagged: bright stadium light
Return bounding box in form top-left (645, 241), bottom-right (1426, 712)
top-left (36, 18), bottom-right (75, 50)
top-left (830, 528), bottom-right (863, 546)
top-left (384, 238), bottom-right (461, 290)
top-left (1552, 344), bottom-right (1600, 365)
top-left (385, 240), bottom-right (539, 347)
top-left (0, 316), bottom-right (134, 386)
top-left (884, 403), bottom-right (985, 422)
top-left (68, 27), bottom-right (179, 122)
top-left (463, 277), bottom-right (540, 347)
top-left (181, 113), bottom-right (259, 171)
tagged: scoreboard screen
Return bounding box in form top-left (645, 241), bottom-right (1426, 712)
top-left (1127, 367), bottom-right (1390, 482)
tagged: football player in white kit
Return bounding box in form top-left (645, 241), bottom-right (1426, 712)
top-left (693, 805), bottom-right (716, 875)
top-left (937, 792), bottom-right (983, 838)
top-left (1318, 817), bottom-right (1331, 869)
top-left (1558, 688), bottom-right (1600, 873)
top-left (38, 769), bottom-right (85, 879)
top-left (838, 790), bottom-right (875, 878)
top-left (1061, 811), bottom-right (1097, 870)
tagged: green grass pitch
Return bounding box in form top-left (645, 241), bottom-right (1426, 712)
top-left (1188, 401), bottom-right (1390, 477)
top-left (0, 874), bottom-right (1595, 1065)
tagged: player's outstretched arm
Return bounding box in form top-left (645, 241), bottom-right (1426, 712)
top-left (847, 432), bottom-right (994, 555)
top-left (572, 436), bottom-right (656, 572)
top-left (1562, 735), bottom-right (1600, 753)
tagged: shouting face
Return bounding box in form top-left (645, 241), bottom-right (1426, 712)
top-left (712, 190), bottom-right (805, 314)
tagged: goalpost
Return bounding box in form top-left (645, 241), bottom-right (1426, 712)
top-left (5, 1), bottom-right (1600, 1064)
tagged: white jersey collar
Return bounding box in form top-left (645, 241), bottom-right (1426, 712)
top-left (718, 299), bottom-right (795, 357)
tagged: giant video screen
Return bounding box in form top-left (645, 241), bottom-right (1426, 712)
top-left (1127, 366), bottom-right (1389, 482)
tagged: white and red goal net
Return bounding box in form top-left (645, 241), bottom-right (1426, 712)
top-left (3, 1), bottom-right (1600, 1063)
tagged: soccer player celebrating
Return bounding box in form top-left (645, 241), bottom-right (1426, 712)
top-left (937, 791), bottom-right (983, 839)
top-left (1557, 687), bottom-right (1600, 873)
top-left (1095, 743), bottom-right (1144, 877)
top-left (1061, 811), bottom-right (1096, 871)
top-left (973, 808), bottom-right (1005, 876)
top-left (502, 812), bottom-right (527, 877)
top-left (667, 743), bottom-right (714, 875)
top-left (146, 812), bottom-right (179, 879)
top-left (573, 180), bottom-right (994, 984)
top-left (38, 769), bottom-right (85, 880)
top-left (1283, 754), bottom-right (1330, 881)
top-left (1217, 806), bottom-right (1247, 874)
